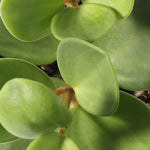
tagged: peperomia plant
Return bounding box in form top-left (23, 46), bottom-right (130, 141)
top-left (0, 0), bottom-right (150, 150)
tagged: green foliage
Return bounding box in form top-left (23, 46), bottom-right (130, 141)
top-left (0, 0), bottom-right (150, 149)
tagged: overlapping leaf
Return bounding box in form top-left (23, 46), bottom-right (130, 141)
top-left (0, 58), bottom-right (55, 90)
top-left (57, 38), bottom-right (119, 116)
top-left (66, 91), bottom-right (150, 150)
top-left (0, 125), bottom-right (18, 143)
top-left (0, 0), bottom-right (64, 41)
top-left (27, 133), bottom-right (79, 150)
top-left (0, 139), bottom-right (32, 150)
top-left (0, 78), bottom-right (72, 139)
top-left (0, 18), bottom-right (59, 65)
top-left (82, 0), bottom-right (134, 18)
top-left (51, 4), bottom-right (117, 42)
top-left (94, 0), bottom-right (150, 90)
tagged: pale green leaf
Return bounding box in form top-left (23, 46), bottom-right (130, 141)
top-left (51, 4), bottom-right (117, 42)
top-left (27, 133), bottom-right (79, 150)
top-left (1, 0), bottom-right (64, 41)
top-left (57, 38), bottom-right (119, 116)
top-left (0, 78), bottom-right (72, 139)
top-left (93, 0), bottom-right (150, 90)
top-left (0, 18), bottom-right (59, 65)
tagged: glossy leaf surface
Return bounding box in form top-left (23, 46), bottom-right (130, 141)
top-left (0, 18), bottom-right (59, 65)
top-left (27, 133), bottom-right (79, 150)
top-left (51, 4), bottom-right (117, 42)
top-left (1, 0), bottom-right (64, 41)
top-left (66, 91), bottom-right (150, 150)
top-left (0, 139), bottom-right (32, 150)
top-left (94, 0), bottom-right (150, 90)
top-left (82, 0), bottom-right (134, 18)
top-left (0, 58), bottom-right (55, 90)
top-left (0, 78), bottom-right (72, 139)
top-left (0, 124), bottom-right (18, 143)
top-left (57, 38), bottom-right (119, 116)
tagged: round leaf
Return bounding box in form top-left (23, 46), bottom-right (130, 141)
top-left (0, 58), bottom-right (55, 90)
top-left (82, 0), bottom-right (134, 18)
top-left (0, 0), bottom-right (64, 41)
top-left (93, 0), bottom-right (150, 90)
top-left (51, 4), bottom-right (117, 42)
top-left (27, 133), bottom-right (79, 150)
top-left (0, 78), bottom-right (72, 139)
top-left (0, 18), bottom-right (59, 65)
top-left (0, 124), bottom-right (18, 143)
top-left (66, 91), bottom-right (150, 150)
top-left (57, 38), bottom-right (119, 116)
top-left (0, 139), bottom-right (32, 150)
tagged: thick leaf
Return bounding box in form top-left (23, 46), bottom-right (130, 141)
top-left (82, 0), bottom-right (134, 18)
top-left (51, 4), bottom-right (117, 42)
top-left (0, 139), bottom-right (32, 150)
top-left (0, 58), bottom-right (55, 90)
top-left (0, 18), bottom-right (59, 65)
top-left (0, 124), bottom-right (18, 143)
top-left (0, 78), bottom-right (72, 139)
top-left (27, 133), bottom-right (79, 150)
top-left (66, 91), bottom-right (150, 150)
top-left (0, 0), bottom-right (64, 41)
top-left (57, 38), bottom-right (119, 116)
top-left (94, 0), bottom-right (150, 90)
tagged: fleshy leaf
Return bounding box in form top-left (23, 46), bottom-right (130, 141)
top-left (57, 38), bottom-right (119, 116)
top-left (0, 124), bottom-right (18, 143)
top-left (93, 0), bottom-right (150, 90)
top-left (0, 0), bottom-right (64, 41)
top-left (0, 18), bottom-right (59, 65)
top-left (66, 91), bottom-right (150, 150)
top-left (0, 58), bottom-right (55, 90)
top-left (0, 139), bottom-right (32, 150)
top-left (27, 133), bottom-right (79, 150)
top-left (82, 0), bottom-right (134, 18)
top-left (0, 78), bottom-right (72, 139)
top-left (51, 4), bottom-right (117, 42)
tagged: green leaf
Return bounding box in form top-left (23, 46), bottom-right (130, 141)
top-left (66, 91), bottom-right (150, 150)
top-left (0, 0), bottom-right (64, 41)
top-left (0, 124), bottom-right (18, 143)
top-left (0, 139), bottom-right (32, 150)
top-left (57, 38), bottom-right (119, 116)
top-left (51, 4), bottom-right (117, 42)
top-left (0, 18), bottom-right (59, 65)
top-left (0, 78), bottom-right (72, 139)
top-left (27, 133), bottom-right (79, 150)
top-left (93, 0), bottom-right (150, 90)
top-left (82, 0), bottom-right (134, 18)
top-left (0, 58), bottom-right (55, 90)
top-left (50, 77), bottom-right (65, 90)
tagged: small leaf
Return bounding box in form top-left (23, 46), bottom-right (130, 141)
top-left (50, 77), bottom-right (65, 90)
top-left (0, 0), bottom-right (64, 41)
top-left (0, 124), bottom-right (18, 143)
top-left (51, 4), bottom-right (117, 42)
top-left (0, 18), bottom-right (59, 65)
top-left (0, 78), bottom-right (72, 139)
top-left (57, 38), bottom-right (119, 116)
top-left (0, 139), bottom-right (32, 150)
top-left (0, 58), bottom-right (55, 90)
top-left (82, 0), bottom-right (134, 18)
top-left (66, 91), bottom-right (150, 150)
top-left (27, 133), bottom-right (79, 150)
top-left (93, 0), bottom-right (150, 90)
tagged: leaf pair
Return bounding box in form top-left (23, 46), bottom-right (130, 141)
top-left (0, 59), bottom-right (72, 139)
top-left (0, 0), bottom-right (134, 42)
